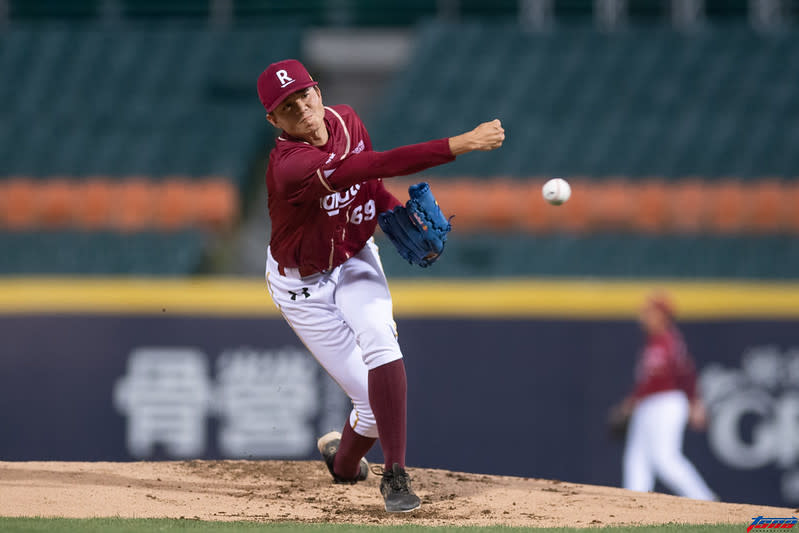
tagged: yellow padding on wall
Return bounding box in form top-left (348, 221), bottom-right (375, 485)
top-left (0, 278), bottom-right (275, 316)
top-left (390, 280), bottom-right (799, 318)
top-left (0, 278), bottom-right (798, 319)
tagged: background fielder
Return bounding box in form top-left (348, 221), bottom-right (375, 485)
top-left (617, 292), bottom-right (717, 501)
top-left (257, 59), bottom-right (504, 512)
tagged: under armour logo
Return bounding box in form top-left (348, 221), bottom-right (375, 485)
top-left (276, 69), bottom-right (295, 88)
top-left (288, 288), bottom-right (310, 301)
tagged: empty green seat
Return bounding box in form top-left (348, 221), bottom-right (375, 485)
top-left (0, 25), bottom-right (301, 187)
top-left (0, 231), bottom-right (205, 275)
top-left (375, 233), bottom-right (799, 279)
top-left (370, 22), bottom-right (799, 180)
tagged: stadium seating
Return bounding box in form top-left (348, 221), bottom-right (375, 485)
top-left (0, 230), bottom-right (206, 275)
top-left (0, 24), bottom-right (300, 274)
top-left (8, 0), bottom-right (784, 25)
top-left (370, 22), bottom-right (799, 179)
top-left (364, 21), bottom-right (799, 279)
top-left (383, 178), bottom-right (799, 235)
top-left (8, 0), bottom-right (100, 19)
top-left (0, 25), bottom-right (297, 184)
top-left (2, 17), bottom-right (798, 278)
top-left (376, 233), bottom-right (799, 279)
top-left (0, 177), bottom-right (238, 232)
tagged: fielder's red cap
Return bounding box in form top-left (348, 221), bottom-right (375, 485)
top-left (257, 59), bottom-right (318, 113)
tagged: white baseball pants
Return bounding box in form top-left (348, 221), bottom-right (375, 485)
top-left (265, 239), bottom-right (401, 439)
top-left (623, 390), bottom-right (716, 500)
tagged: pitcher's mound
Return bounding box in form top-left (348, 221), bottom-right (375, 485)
top-left (0, 461), bottom-right (789, 528)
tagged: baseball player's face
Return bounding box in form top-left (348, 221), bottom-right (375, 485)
top-left (267, 86), bottom-right (326, 142)
top-left (639, 305), bottom-right (667, 334)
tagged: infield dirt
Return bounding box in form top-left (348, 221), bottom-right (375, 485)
top-left (0, 461), bottom-right (791, 528)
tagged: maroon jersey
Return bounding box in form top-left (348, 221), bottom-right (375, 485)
top-left (267, 104), bottom-right (454, 272)
top-left (632, 327), bottom-right (697, 401)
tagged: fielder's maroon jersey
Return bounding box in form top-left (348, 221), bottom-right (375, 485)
top-left (267, 104), bottom-right (454, 272)
top-left (631, 327), bottom-right (698, 401)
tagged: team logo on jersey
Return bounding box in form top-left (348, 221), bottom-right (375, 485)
top-left (276, 69), bottom-right (295, 89)
top-left (352, 140), bottom-right (365, 154)
top-left (321, 184), bottom-right (361, 216)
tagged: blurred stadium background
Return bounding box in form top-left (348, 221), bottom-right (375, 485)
top-left (2, 0), bottom-right (799, 509)
top-left (1, 0), bottom-right (798, 276)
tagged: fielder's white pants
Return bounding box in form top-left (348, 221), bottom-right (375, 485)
top-left (623, 390), bottom-right (716, 500)
top-left (265, 239), bottom-right (401, 439)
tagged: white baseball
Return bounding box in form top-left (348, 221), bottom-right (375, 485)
top-left (542, 178), bottom-right (571, 206)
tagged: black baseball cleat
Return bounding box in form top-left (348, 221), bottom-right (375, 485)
top-left (317, 431), bottom-right (369, 484)
top-left (378, 463), bottom-right (421, 513)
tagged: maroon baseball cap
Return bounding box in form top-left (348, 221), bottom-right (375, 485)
top-left (257, 59), bottom-right (318, 113)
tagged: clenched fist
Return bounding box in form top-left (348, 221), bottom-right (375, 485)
top-left (449, 119), bottom-right (505, 155)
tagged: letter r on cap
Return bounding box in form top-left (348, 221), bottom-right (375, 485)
top-left (276, 69), bottom-right (295, 88)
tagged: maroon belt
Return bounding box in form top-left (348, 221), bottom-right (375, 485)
top-left (277, 264), bottom-right (319, 278)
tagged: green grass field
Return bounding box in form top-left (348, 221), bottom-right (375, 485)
top-left (0, 519), bottom-right (748, 533)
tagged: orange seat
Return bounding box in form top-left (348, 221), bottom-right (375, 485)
top-left (75, 178), bottom-right (115, 230)
top-left (195, 178), bottom-right (238, 231)
top-left (37, 178), bottom-right (78, 228)
top-left (667, 179), bottom-right (706, 233)
top-left (551, 177), bottom-right (589, 233)
top-left (511, 178), bottom-right (537, 230)
top-left (482, 178), bottom-right (523, 230)
top-left (0, 181), bottom-right (11, 227)
top-left (382, 179), bottom-right (409, 204)
top-left (785, 181), bottom-right (799, 234)
top-left (415, 178), bottom-right (455, 220)
top-left (445, 180), bottom-right (482, 232)
top-left (749, 179), bottom-right (786, 233)
top-left (1, 178), bottom-right (37, 229)
top-left (154, 178), bottom-right (195, 230)
top-left (112, 178), bottom-right (156, 231)
top-left (520, 178), bottom-right (554, 233)
top-left (707, 179), bottom-right (746, 234)
top-left (634, 180), bottom-right (669, 233)
top-left (589, 178), bottom-right (636, 231)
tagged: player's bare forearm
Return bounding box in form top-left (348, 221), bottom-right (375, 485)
top-left (448, 119), bottom-right (505, 155)
top-left (689, 399), bottom-right (708, 430)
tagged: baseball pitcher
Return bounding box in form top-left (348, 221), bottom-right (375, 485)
top-left (257, 59), bottom-right (503, 512)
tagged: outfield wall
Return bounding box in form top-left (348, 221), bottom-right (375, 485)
top-left (1, 279), bottom-right (798, 507)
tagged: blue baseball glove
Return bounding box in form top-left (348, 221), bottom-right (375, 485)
top-left (378, 182), bottom-right (452, 268)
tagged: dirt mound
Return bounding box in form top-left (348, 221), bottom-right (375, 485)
top-left (0, 461), bottom-right (790, 528)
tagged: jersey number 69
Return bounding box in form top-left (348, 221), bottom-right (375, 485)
top-left (349, 200), bottom-right (376, 225)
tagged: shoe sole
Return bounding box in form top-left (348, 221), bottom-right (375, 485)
top-left (385, 502), bottom-right (421, 513)
top-left (317, 431), bottom-right (342, 455)
top-left (317, 431), bottom-right (369, 482)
